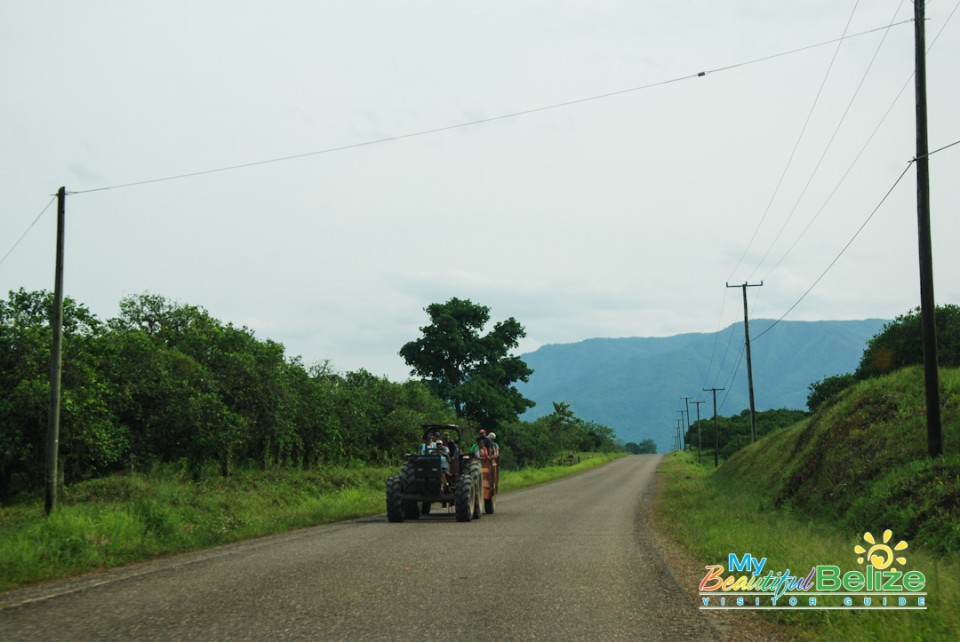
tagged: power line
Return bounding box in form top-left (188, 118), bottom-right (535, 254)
top-left (754, 133), bottom-right (960, 343)
top-left (752, 162), bottom-right (914, 342)
top-left (0, 195), bottom-right (57, 270)
top-left (728, 0), bottom-right (863, 283)
top-left (747, 0), bottom-right (904, 282)
top-left (703, 1), bottom-right (959, 423)
top-left (762, 0), bottom-right (960, 281)
top-left (67, 20), bottom-right (914, 197)
top-left (922, 138), bottom-right (960, 158)
top-left (705, 19), bottom-right (913, 75)
top-left (763, 70), bottom-right (913, 280)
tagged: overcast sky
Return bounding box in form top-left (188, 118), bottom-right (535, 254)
top-left (3, 1), bottom-right (959, 383)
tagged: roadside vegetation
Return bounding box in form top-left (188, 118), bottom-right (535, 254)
top-left (655, 366), bottom-right (959, 641)
top-left (0, 451), bottom-right (623, 592)
top-left (1, 290), bottom-right (621, 498)
top-left (1, 289), bottom-right (625, 592)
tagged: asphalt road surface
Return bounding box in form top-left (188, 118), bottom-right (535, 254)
top-left (0, 455), bottom-right (721, 641)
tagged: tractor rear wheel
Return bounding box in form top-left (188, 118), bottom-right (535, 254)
top-left (386, 475), bottom-right (403, 522)
top-left (471, 461), bottom-right (483, 520)
top-left (455, 474), bottom-right (474, 522)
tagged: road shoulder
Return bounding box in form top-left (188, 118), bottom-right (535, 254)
top-left (644, 459), bottom-right (795, 642)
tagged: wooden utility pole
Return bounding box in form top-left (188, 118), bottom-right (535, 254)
top-left (913, 0), bottom-right (942, 458)
top-left (681, 396), bottom-right (692, 451)
top-left (46, 187), bottom-right (66, 515)
top-left (704, 387), bottom-right (725, 467)
top-left (726, 282), bottom-right (763, 442)
top-left (691, 400), bottom-right (705, 464)
top-left (677, 411), bottom-right (685, 451)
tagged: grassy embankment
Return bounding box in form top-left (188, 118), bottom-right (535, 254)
top-left (655, 366), bottom-right (959, 641)
top-left (0, 451), bottom-right (624, 592)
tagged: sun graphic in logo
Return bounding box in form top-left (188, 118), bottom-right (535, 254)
top-left (855, 530), bottom-right (908, 571)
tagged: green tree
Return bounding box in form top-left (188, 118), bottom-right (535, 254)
top-left (637, 439), bottom-right (657, 454)
top-left (807, 373), bottom-right (857, 412)
top-left (625, 439), bottom-right (657, 454)
top-left (399, 298), bottom-right (534, 428)
top-left (855, 304), bottom-right (960, 379)
top-left (1, 289), bottom-right (128, 494)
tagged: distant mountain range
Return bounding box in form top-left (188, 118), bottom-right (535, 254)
top-left (516, 319), bottom-right (888, 453)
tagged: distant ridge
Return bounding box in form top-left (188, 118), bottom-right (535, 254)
top-left (517, 319), bottom-right (887, 452)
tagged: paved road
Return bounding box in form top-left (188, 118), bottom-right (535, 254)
top-left (0, 455), bottom-right (720, 641)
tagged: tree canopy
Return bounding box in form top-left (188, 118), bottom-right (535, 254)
top-left (1, 289), bottom-right (624, 501)
top-left (806, 304), bottom-right (960, 411)
top-left (0, 289), bottom-right (455, 497)
top-left (625, 439), bottom-right (657, 454)
top-left (855, 304), bottom-right (960, 379)
top-left (399, 298), bottom-right (534, 428)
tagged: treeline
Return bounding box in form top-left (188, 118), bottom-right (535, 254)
top-left (497, 402), bottom-right (622, 469)
top-left (0, 290), bottom-right (458, 495)
top-left (1, 290), bottom-right (621, 499)
top-left (624, 439), bottom-right (657, 454)
top-left (685, 408), bottom-right (809, 461)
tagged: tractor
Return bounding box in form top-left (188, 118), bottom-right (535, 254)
top-left (386, 423), bottom-right (499, 522)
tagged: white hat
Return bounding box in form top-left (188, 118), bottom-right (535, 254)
top-left (489, 432), bottom-right (496, 440)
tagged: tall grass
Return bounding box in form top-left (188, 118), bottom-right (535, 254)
top-left (656, 450), bottom-right (958, 640)
top-left (0, 452), bottom-right (624, 592)
top-left (499, 451), bottom-right (626, 492)
top-left (0, 464), bottom-right (389, 591)
top-left (653, 368), bottom-right (960, 640)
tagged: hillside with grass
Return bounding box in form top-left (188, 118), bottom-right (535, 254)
top-left (718, 366), bottom-right (959, 554)
top-left (655, 366), bottom-right (959, 640)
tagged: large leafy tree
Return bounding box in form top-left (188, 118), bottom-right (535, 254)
top-left (399, 298), bottom-right (534, 428)
top-left (0, 289), bottom-right (126, 495)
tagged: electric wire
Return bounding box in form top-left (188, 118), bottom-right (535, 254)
top-left (66, 20), bottom-right (913, 197)
top-left (699, 293), bottom-right (729, 390)
top-left (706, 1), bottom-right (960, 413)
top-left (747, 0), bottom-right (904, 282)
top-left (751, 160), bottom-right (914, 343)
top-left (718, 343), bottom-right (747, 412)
top-left (700, 9), bottom-right (910, 392)
top-left (763, 0), bottom-right (959, 280)
top-left (726, 0), bottom-right (862, 284)
top-left (708, 0), bottom-right (862, 397)
top-left (0, 196), bottom-right (57, 270)
top-left (764, 73), bottom-right (912, 280)
top-left (712, 134), bottom-right (960, 410)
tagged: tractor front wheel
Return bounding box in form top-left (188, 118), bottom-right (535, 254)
top-left (386, 475), bottom-right (403, 523)
top-left (400, 463), bottom-right (419, 520)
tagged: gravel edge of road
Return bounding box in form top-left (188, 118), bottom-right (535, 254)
top-left (643, 460), bottom-right (797, 642)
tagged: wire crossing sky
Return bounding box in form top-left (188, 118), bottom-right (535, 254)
top-left (55, 19), bottom-right (913, 198)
